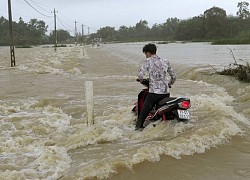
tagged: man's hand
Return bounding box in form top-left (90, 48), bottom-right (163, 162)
top-left (136, 78), bottom-right (143, 83)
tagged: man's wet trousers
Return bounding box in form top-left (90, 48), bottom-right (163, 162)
top-left (136, 92), bottom-right (169, 129)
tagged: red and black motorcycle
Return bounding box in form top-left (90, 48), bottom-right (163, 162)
top-left (132, 79), bottom-right (191, 127)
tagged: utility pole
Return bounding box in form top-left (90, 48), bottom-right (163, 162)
top-left (82, 24), bottom-right (84, 44)
top-left (8, 0), bottom-right (15, 67)
top-left (82, 24), bottom-right (84, 36)
top-left (53, 8), bottom-right (57, 51)
top-left (88, 27), bottom-right (90, 35)
top-left (74, 21), bottom-right (77, 45)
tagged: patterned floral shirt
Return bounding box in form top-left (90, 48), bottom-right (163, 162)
top-left (138, 54), bottom-right (176, 94)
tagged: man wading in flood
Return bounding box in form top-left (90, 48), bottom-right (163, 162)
top-left (135, 43), bottom-right (176, 131)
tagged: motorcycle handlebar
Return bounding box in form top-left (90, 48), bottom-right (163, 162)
top-left (136, 78), bottom-right (149, 87)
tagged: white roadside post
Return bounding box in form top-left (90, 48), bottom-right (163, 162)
top-left (85, 81), bottom-right (94, 125)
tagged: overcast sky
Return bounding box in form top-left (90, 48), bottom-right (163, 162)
top-left (0, 0), bottom-right (244, 34)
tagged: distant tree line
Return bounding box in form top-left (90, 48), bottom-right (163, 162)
top-left (1, 17), bottom-right (47, 45)
top-left (95, 2), bottom-right (250, 44)
top-left (0, 17), bottom-right (73, 46)
top-left (0, 1), bottom-right (250, 46)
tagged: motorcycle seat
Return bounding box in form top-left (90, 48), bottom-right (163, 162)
top-left (158, 97), bottom-right (190, 107)
top-left (157, 97), bottom-right (178, 106)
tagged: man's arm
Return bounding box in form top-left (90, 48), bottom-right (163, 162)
top-left (167, 61), bottom-right (176, 85)
top-left (138, 61), bottom-right (149, 81)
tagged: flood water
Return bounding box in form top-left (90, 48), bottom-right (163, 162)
top-left (0, 42), bottom-right (249, 179)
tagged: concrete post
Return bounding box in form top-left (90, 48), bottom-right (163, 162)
top-left (85, 81), bottom-right (94, 125)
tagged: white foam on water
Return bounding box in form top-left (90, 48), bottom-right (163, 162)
top-left (10, 46), bottom-right (86, 76)
top-left (1, 45), bottom-right (249, 179)
top-left (58, 79), bottom-right (249, 179)
top-left (83, 47), bottom-right (89, 59)
top-left (17, 64), bottom-right (29, 70)
top-left (68, 67), bottom-right (82, 75)
top-left (0, 99), bottom-right (73, 179)
top-left (1, 76), bottom-right (248, 180)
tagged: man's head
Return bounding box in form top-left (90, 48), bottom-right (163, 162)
top-left (142, 43), bottom-right (157, 58)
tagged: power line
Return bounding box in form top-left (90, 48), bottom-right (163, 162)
top-left (56, 18), bottom-right (68, 30)
top-left (81, 24), bottom-right (98, 33)
top-left (56, 24), bottom-right (64, 30)
top-left (57, 11), bottom-right (96, 33)
top-left (47, 20), bottom-right (54, 27)
top-left (9, 0), bottom-right (96, 35)
top-left (57, 16), bottom-right (74, 30)
top-left (15, 0), bottom-right (29, 7)
top-left (53, 24), bottom-right (74, 36)
top-left (11, 12), bottom-right (50, 20)
top-left (28, 0), bottom-right (54, 9)
top-left (29, 0), bottom-right (51, 14)
top-left (23, 0), bottom-right (52, 18)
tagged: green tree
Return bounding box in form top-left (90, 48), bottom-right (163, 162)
top-left (49, 29), bottom-right (71, 43)
top-left (237, 1), bottom-right (250, 19)
top-left (150, 23), bottom-right (164, 40)
top-left (162, 18), bottom-right (179, 40)
top-left (14, 17), bottom-right (31, 45)
top-left (135, 20), bottom-right (150, 40)
top-left (236, 1), bottom-right (250, 35)
top-left (203, 6), bottom-right (228, 39)
top-left (0, 16), bottom-right (9, 45)
top-left (117, 25), bottom-right (129, 41)
top-left (29, 19), bottom-right (47, 35)
top-left (226, 15), bottom-right (242, 38)
top-left (97, 26), bottom-right (116, 42)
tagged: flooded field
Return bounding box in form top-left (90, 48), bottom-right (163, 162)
top-left (0, 43), bottom-right (249, 179)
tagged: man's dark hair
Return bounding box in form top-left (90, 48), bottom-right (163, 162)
top-left (142, 43), bottom-right (157, 54)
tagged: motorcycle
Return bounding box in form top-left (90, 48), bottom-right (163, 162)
top-left (132, 79), bottom-right (191, 127)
